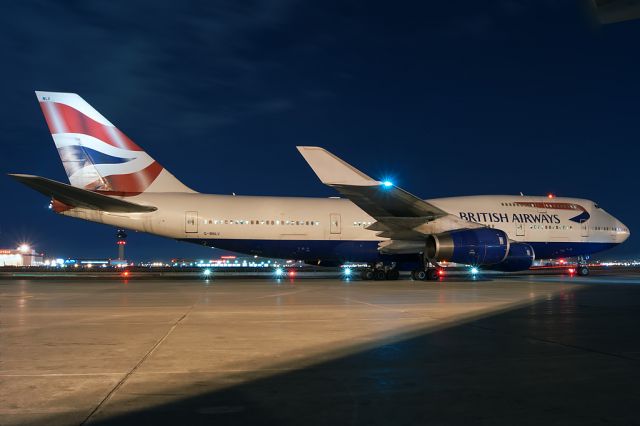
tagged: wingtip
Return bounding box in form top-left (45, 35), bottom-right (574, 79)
top-left (296, 145), bottom-right (322, 152)
top-left (7, 173), bottom-right (35, 179)
top-left (296, 146), bottom-right (378, 186)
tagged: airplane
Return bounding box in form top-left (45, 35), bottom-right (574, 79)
top-left (10, 91), bottom-right (630, 280)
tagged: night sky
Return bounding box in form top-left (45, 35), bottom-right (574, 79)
top-left (1, 1), bottom-right (639, 260)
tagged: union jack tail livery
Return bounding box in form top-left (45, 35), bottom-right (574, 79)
top-left (36, 91), bottom-right (194, 196)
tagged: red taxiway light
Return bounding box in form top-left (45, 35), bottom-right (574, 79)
top-left (121, 270), bottom-right (130, 278)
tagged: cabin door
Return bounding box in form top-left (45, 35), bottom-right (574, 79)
top-left (580, 219), bottom-right (589, 238)
top-left (330, 213), bottom-right (341, 236)
top-left (185, 211), bottom-right (199, 233)
top-left (515, 223), bottom-right (525, 237)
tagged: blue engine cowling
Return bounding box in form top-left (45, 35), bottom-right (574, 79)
top-left (426, 228), bottom-right (509, 265)
top-left (483, 242), bottom-right (535, 272)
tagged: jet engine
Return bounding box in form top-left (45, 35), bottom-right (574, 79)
top-left (425, 228), bottom-right (509, 265)
top-left (484, 242), bottom-right (535, 272)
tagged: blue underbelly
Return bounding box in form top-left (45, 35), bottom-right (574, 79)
top-left (180, 238), bottom-right (618, 262)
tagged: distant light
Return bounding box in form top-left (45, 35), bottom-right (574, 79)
top-left (343, 267), bottom-right (352, 276)
top-left (547, 193), bottom-right (555, 199)
top-left (381, 181), bottom-right (393, 187)
top-left (568, 268), bottom-right (575, 274)
top-left (275, 268), bottom-right (284, 277)
top-left (202, 269), bottom-right (212, 277)
top-left (288, 270), bottom-right (296, 277)
top-left (121, 270), bottom-right (130, 278)
top-left (18, 244), bottom-right (30, 253)
top-left (438, 269), bottom-right (445, 276)
top-left (470, 267), bottom-right (479, 275)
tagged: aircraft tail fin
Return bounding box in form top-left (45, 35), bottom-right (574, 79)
top-left (35, 91), bottom-right (195, 195)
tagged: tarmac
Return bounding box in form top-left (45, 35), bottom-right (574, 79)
top-left (1, 273), bottom-right (640, 425)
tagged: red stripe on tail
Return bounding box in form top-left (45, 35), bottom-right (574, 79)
top-left (40, 102), bottom-right (143, 152)
top-left (91, 161), bottom-right (164, 196)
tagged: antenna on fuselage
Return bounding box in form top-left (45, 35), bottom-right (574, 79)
top-left (519, 192), bottom-right (524, 196)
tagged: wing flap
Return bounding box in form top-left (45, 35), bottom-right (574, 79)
top-left (9, 174), bottom-right (157, 213)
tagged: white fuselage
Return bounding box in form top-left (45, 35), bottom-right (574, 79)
top-left (57, 193), bottom-right (629, 262)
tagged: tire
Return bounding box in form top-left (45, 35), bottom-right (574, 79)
top-left (416, 270), bottom-right (427, 281)
top-left (374, 269), bottom-right (387, 281)
top-left (578, 266), bottom-right (589, 276)
top-left (386, 270), bottom-right (400, 280)
top-left (361, 269), bottom-right (375, 280)
top-left (427, 269), bottom-right (439, 281)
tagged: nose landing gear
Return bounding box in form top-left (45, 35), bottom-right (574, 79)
top-left (576, 256), bottom-right (590, 276)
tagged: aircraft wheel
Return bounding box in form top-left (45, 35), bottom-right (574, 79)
top-left (415, 270), bottom-right (427, 281)
top-left (386, 269), bottom-right (400, 280)
top-left (577, 266), bottom-right (589, 276)
top-left (374, 269), bottom-right (387, 281)
top-left (426, 268), bottom-right (439, 281)
top-left (361, 269), bottom-right (375, 280)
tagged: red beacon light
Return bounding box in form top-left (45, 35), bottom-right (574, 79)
top-left (121, 270), bottom-right (130, 278)
top-left (547, 193), bottom-right (555, 199)
top-left (437, 269), bottom-right (445, 277)
top-left (567, 268), bottom-right (575, 275)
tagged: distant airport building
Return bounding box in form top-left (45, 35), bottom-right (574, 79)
top-left (62, 258), bottom-right (128, 268)
top-left (0, 246), bottom-right (44, 266)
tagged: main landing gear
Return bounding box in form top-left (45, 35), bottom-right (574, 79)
top-left (410, 268), bottom-right (440, 281)
top-left (360, 263), bottom-right (400, 281)
top-left (410, 255), bottom-right (443, 281)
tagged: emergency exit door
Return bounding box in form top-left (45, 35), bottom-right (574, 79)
top-left (185, 211), bottom-right (198, 233)
top-left (330, 213), bottom-right (341, 234)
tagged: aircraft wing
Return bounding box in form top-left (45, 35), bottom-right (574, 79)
top-left (9, 174), bottom-right (157, 213)
top-left (296, 146), bottom-right (480, 242)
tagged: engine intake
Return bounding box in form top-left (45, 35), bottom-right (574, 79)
top-left (426, 228), bottom-right (509, 266)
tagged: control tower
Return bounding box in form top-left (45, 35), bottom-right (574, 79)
top-left (116, 229), bottom-right (127, 260)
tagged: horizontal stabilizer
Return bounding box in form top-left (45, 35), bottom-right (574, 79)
top-left (8, 174), bottom-right (157, 213)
